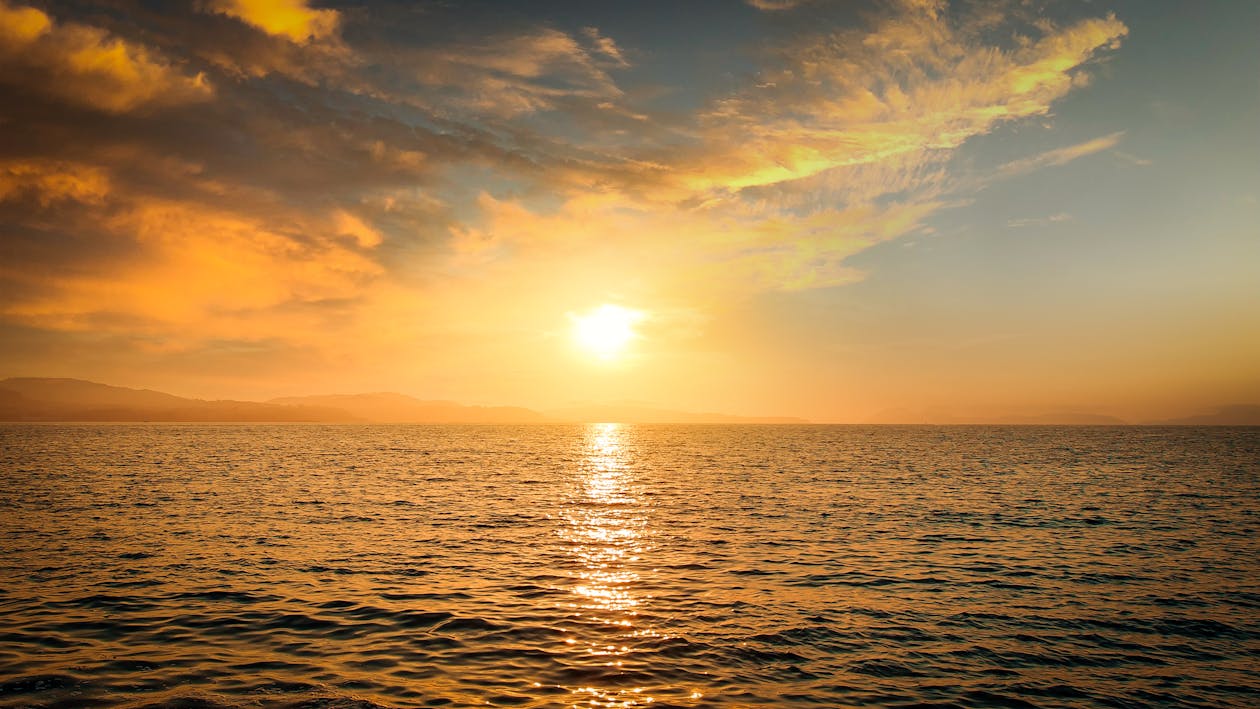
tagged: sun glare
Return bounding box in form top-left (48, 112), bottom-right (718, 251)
top-left (572, 305), bottom-right (644, 359)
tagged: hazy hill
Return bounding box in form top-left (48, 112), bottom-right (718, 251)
top-left (998, 412), bottom-right (1129, 425)
top-left (544, 403), bottom-right (807, 424)
top-left (1, 377), bottom-right (190, 409)
top-left (1149, 405), bottom-right (1260, 425)
top-left (0, 378), bottom-right (804, 424)
top-left (269, 393), bottom-right (547, 423)
top-left (8, 376), bottom-right (1252, 425)
top-left (0, 378), bottom-right (354, 422)
top-left (864, 407), bottom-right (1127, 424)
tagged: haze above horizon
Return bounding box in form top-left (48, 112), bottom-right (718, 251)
top-left (0, 0), bottom-right (1256, 422)
top-left (2, 376), bottom-right (1257, 425)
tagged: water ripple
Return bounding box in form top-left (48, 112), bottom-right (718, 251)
top-left (0, 423), bottom-right (1257, 707)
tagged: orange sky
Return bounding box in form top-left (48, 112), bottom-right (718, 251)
top-left (0, 0), bottom-right (1256, 422)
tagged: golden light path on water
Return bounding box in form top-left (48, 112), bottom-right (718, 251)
top-left (557, 423), bottom-right (698, 707)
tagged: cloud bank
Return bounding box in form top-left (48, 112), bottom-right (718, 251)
top-left (0, 0), bottom-right (1132, 399)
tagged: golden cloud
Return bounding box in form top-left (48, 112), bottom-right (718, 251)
top-left (3, 192), bottom-right (384, 340)
top-left (0, 0), bottom-right (212, 113)
top-left (208, 0), bottom-right (339, 44)
top-left (0, 160), bottom-right (111, 206)
top-left (0, 0), bottom-right (48, 45)
top-left (667, 11), bottom-right (1128, 197)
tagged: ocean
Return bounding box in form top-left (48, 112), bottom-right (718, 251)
top-left (0, 424), bottom-right (1257, 708)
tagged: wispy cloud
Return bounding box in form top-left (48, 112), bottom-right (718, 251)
top-left (582, 26), bottom-right (629, 67)
top-left (999, 132), bottom-right (1125, 177)
top-left (673, 12), bottom-right (1128, 197)
top-left (478, 4), bottom-right (1132, 296)
top-left (745, 0), bottom-right (809, 11)
top-left (1007, 212), bottom-right (1073, 228)
top-left (405, 28), bottom-right (628, 118)
top-left (1114, 150), bottom-right (1153, 167)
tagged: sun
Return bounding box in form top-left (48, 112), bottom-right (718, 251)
top-left (571, 304), bottom-right (644, 360)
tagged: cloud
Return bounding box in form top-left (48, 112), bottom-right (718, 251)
top-left (1114, 150), bottom-right (1153, 167)
top-left (0, 1), bottom-right (212, 113)
top-left (582, 27), bottom-right (629, 67)
top-left (206, 0), bottom-right (339, 44)
top-left (495, 3), bottom-right (1130, 300)
top-left (3, 196), bottom-right (384, 336)
top-left (746, 0), bottom-right (808, 10)
top-left (440, 189), bottom-right (942, 308)
top-left (0, 0), bottom-right (47, 44)
top-left (0, 1), bottom-right (1136, 395)
top-left (1007, 212), bottom-right (1072, 228)
top-left (186, 0), bottom-right (351, 84)
top-left (333, 210), bottom-right (384, 249)
top-left (0, 160), bottom-right (111, 206)
top-left (999, 132), bottom-right (1125, 177)
top-left (404, 2), bottom-right (1131, 313)
top-left (0, 151), bottom-right (386, 345)
top-left (667, 11), bottom-right (1128, 199)
top-left (396, 27), bottom-right (627, 118)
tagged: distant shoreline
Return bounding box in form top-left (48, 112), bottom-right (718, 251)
top-left (4, 377), bottom-right (1259, 425)
top-left (3, 420), bottom-right (1258, 427)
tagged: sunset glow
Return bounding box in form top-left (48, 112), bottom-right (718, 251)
top-left (0, 0), bottom-right (1255, 423)
top-left (1, 3), bottom-right (1258, 705)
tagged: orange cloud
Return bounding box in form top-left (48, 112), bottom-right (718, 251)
top-left (0, 1), bottom-right (211, 113)
top-left (0, 160), bottom-right (110, 206)
top-left (0, 0), bottom-right (47, 44)
top-left (207, 0), bottom-right (339, 44)
top-left (333, 210), bottom-right (384, 249)
top-left (3, 193), bottom-right (384, 341)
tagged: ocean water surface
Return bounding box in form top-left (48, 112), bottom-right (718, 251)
top-left (0, 424), bottom-right (1257, 708)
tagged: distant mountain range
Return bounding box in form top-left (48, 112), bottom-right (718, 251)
top-left (863, 407), bottom-right (1130, 425)
top-left (1147, 405), bottom-right (1260, 426)
top-left (2, 377), bottom-right (1257, 424)
top-left (270, 392), bottom-right (546, 424)
top-left (0, 378), bottom-right (354, 422)
top-left (0, 378), bottom-right (805, 424)
top-left (543, 403), bottom-right (804, 425)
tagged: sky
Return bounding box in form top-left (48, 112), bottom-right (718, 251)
top-left (0, 0), bottom-right (1256, 422)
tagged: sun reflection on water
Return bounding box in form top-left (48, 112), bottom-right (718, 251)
top-left (558, 423), bottom-right (662, 707)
